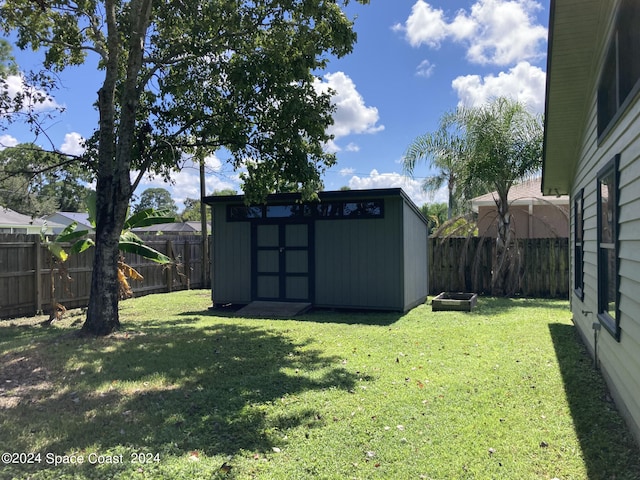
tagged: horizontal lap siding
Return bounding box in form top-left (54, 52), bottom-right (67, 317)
top-left (314, 198), bottom-right (402, 310)
top-left (570, 1), bottom-right (640, 440)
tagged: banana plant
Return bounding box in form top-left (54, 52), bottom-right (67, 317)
top-left (46, 192), bottom-right (175, 303)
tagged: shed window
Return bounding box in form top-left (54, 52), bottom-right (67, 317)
top-left (343, 201), bottom-right (383, 217)
top-left (266, 205), bottom-right (312, 218)
top-left (316, 200), bottom-right (383, 219)
top-left (228, 199), bottom-right (384, 221)
top-left (229, 206), bottom-right (263, 220)
top-left (597, 0), bottom-right (640, 139)
top-left (597, 155), bottom-right (620, 341)
top-left (315, 202), bottom-right (342, 217)
top-left (574, 189), bottom-right (584, 301)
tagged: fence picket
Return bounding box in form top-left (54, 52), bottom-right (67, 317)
top-left (1, 234), bottom-right (569, 319)
top-left (429, 237), bottom-right (569, 298)
top-left (0, 234), bottom-right (208, 319)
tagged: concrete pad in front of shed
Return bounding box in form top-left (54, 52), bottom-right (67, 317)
top-left (235, 301), bottom-right (312, 318)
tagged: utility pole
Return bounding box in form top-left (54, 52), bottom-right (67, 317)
top-left (199, 156), bottom-right (210, 287)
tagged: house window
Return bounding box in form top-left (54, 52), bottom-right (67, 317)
top-left (597, 0), bottom-right (640, 139)
top-left (597, 155), bottom-right (620, 341)
top-left (574, 189), bottom-right (584, 301)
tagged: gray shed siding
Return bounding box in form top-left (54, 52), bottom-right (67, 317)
top-left (314, 196), bottom-right (403, 310)
top-left (205, 189), bottom-right (428, 312)
top-left (562, 0), bottom-right (640, 443)
top-left (403, 202), bottom-right (429, 310)
top-left (211, 204), bottom-right (252, 304)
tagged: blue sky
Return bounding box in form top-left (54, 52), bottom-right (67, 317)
top-left (1, 0), bottom-right (550, 210)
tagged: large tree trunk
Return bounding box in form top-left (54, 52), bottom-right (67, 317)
top-left (82, 211), bottom-right (124, 335)
top-left (492, 192), bottom-right (514, 296)
top-left (81, 0), bottom-right (153, 335)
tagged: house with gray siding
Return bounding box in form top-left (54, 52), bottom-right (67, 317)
top-left (543, 0), bottom-right (640, 444)
top-left (203, 188), bottom-right (428, 312)
top-left (1, 206), bottom-right (60, 234)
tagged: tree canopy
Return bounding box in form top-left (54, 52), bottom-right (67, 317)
top-left (0, 143), bottom-right (91, 215)
top-left (134, 187), bottom-right (178, 216)
top-left (403, 109), bottom-right (488, 218)
top-left (1, 0), bottom-right (369, 334)
top-left (420, 202), bottom-right (448, 236)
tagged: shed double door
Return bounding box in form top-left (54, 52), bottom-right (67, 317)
top-left (252, 223), bottom-right (312, 302)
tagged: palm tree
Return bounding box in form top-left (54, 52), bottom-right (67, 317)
top-left (403, 110), bottom-right (474, 219)
top-left (420, 202), bottom-right (447, 235)
top-left (462, 97), bottom-right (544, 295)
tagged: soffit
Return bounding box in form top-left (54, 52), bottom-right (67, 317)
top-left (542, 0), bottom-right (609, 196)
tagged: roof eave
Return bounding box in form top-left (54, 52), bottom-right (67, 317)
top-left (542, 0), bottom-right (605, 196)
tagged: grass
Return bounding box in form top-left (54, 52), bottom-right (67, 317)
top-left (0, 290), bottom-right (639, 480)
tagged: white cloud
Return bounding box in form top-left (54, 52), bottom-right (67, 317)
top-left (132, 153), bottom-right (240, 210)
top-left (313, 72), bottom-right (384, 151)
top-left (393, 1), bottom-right (448, 48)
top-left (1, 74), bottom-right (61, 113)
top-left (0, 134), bottom-right (18, 150)
top-left (452, 61), bottom-right (546, 112)
top-left (345, 142), bottom-right (360, 152)
top-left (59, 132), bottom-right (85, 156)
top-left (396, 0), bottom-right (547, 66)
top-left (347, 169), bottom-right (441, 206)
top-left (416, 59), bottom-right (436, 78)
top-left (459, 0), bottom-right (547, 65)
top-left (324, 139), bottom-right (340, 154)
top-left (339, 167), bottom-right (355, 176)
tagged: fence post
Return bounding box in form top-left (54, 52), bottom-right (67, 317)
top-left (184, 238), bottom-right (191, 289)
top-left (34, 235), bottom-right (42, 314)
top-left (166, 239), bottom-right (174, 292)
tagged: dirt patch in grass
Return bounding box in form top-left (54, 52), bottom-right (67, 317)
top-left (0, 348), bottom-right (54, 409)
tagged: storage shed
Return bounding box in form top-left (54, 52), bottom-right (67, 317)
top-left (203, 188), bottom-right (428, 312)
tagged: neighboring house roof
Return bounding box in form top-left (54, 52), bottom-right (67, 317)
top-left (0, 207), bottom-right (39, 226)
top-left (542, 0), bottom-right (603, 195)
top-left (470, 178), bottom-right (569, 212)
top-left (0, 206), bottom-right (62, 233)
top-left (45, 211), bottom-right (93, 228)
top-left (132, 221), bottom-right (207, 234)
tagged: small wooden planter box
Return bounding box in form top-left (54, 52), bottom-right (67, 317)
top-left (432, 292), bottom-right (478, 312)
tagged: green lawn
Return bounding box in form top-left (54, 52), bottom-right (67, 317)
top-left (1, 290), bottom-right (639, 479)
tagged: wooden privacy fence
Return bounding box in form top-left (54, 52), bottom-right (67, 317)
top-left (429, 237), bottom-right (569, 298)
top-left (0, 234), bottom-right (208, 319)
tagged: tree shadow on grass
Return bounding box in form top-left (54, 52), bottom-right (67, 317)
top-left (548, 323), bottom-right (640, 479)
top-left (177, 306), bottom-right (405, 326)
top-left (0, 322), bottom-right (359, 478)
